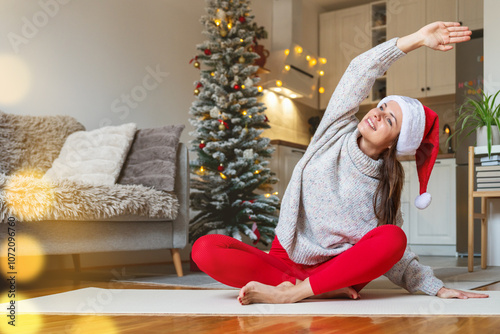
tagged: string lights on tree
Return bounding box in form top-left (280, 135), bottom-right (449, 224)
top-left (188, 0), bottom-right (279, 246)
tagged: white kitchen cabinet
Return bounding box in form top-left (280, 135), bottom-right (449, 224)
top-left (458, 0), bottom-right (483, 31)
top-left (401, 158), bottom-right (457, 255)
top-left (387, 0), bottom-right (457, 98)
top-left (319, 4), bottom-right (371, 109)
top-left (268, 143), bottom-right (306, 201)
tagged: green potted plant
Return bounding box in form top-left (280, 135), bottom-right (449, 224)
top-left (449, 88), bottom-right (500, 158)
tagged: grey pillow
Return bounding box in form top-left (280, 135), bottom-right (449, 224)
top-left (118, 124), bottom-right (185, 192)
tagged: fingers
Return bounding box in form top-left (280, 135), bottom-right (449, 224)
top-left (442, 21), bottom-right (461, 27)
top-left (448, 35), bottom-right (471, 44)
top-left (450, 30), bottom-right (472, 37)
top-left (437, 44), bottom-right (453, 52)
top-left (463, 291), bottom-right (490, 298)
top-left (448, 26), bottom-right (471, 32)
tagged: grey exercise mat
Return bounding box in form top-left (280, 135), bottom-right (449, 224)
top-left (114, 266), bottom-right (500, 291)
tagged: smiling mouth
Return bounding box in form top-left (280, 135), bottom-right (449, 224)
top-left (367, 118), bottom-right (376, 131)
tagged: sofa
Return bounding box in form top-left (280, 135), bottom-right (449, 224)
top-left (0, 111), bottom-right (189, 277)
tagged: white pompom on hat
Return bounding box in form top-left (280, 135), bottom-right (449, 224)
top-left (377, 95), bottom-right (440, 210)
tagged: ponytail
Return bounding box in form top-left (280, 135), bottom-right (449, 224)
top-left (373, 137), bottom-right (405, 226)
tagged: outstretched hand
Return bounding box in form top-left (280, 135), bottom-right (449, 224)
top-left (418, 21), bottom-right (472, 51)
top-left (397, 21), bottom-right (471, 54)
top-left (437, 287), bottom-right (489, 299)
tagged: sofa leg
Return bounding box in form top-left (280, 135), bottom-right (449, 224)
top-left (170, 248), bottom-right (183, 277)
top-left (72, 254), bottom-right (81, 273)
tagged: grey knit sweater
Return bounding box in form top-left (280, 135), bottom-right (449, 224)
top-left (275, 38), bottom-right (444, 296)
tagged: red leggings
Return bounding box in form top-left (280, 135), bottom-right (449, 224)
top-left (192, 224), bottom-right (406, 295)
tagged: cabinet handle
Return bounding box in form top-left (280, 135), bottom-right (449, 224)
top-left (291, 149), bottom-right (305, 155)
top-left (435, 161), bottom-right (441, 164)
top-left (421, 87), bottom-right (425, 92)
top-left (426, 87), bottom-right (430, 91)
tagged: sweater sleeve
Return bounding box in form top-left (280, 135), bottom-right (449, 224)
top-left (310, 38), bottom-right (406, 147)
top-left (384, 211), bottom-right (445, 296)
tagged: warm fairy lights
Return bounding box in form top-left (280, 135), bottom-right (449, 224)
top-left (276, 80), bottom-right (282, 87)
top-left (319, 87), bottom-right (325, 94)
top-left (295, 46), bottom-right (303, 54)
top-left (319, 57), bottom-right (327, 64)
top-left (257, 86), bottom-right (263, 92)
top-left (284, 64), bottom-right (290, 71)
top-left (284, 49), bottom-right (290, 55)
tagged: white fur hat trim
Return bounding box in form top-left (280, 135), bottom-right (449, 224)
top-left (377, 95), bottom-right (425, 156)
top-left (414, 192), bottom-right (431, 210)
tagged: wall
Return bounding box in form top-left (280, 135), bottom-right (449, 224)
top-left (0, 0), bottom-right (321, 269)
top-left (483, 0), bottom-right (500, 266)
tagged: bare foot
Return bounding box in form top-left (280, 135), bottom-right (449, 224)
top-left (238, 281), bottom-right (295, 305)
top-left (278, 280), bottom-right (360, 300)
top-left (311, 286), bottom-right (360, 300)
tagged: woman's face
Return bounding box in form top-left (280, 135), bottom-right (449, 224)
top-left (358, 100), bottom-right (403, 156)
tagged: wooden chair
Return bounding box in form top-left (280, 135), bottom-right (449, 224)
top-left (468, 146), bottom-right (500, 272)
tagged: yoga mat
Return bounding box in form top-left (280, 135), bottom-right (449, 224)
top-left (1, 288), bottom-right (498, 316)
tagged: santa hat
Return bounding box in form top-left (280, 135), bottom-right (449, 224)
top-left (377, 96), bottom-right (439, 210)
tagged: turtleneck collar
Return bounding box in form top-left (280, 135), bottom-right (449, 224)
top-left (347, 128), bottom-right (383, 178)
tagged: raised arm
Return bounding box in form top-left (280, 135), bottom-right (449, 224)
top-left (311, 22), bottom-right (471, 147)
top-left (397, 21), bottom-right (471, 53)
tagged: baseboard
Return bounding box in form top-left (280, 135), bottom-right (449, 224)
top-left (408, 244), bottom-right (457, 256)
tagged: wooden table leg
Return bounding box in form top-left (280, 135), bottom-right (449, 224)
top-left (468, 205), bottom-right (474, 272)
top-left (170, 248), bottom-right (184, 277)
top-left (468, 146), bottom-right (474, 272)
top-left (481, 198), bottom-right (488, 269)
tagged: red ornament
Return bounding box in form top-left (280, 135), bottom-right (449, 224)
top-left (234, 84), bottom-right (240, 90)
top-left (204, 49), bottom-right (212, 55)
top-left (196, 82), bottom-right (203, 89)
top-left (217, 164), bottom-right (225, 171)
top-left (239, 16), bottom-right (246, 23)
top-left (199, 142), bottom-right (206, 149)
top-left (264, 115), bottom-right (269, 122)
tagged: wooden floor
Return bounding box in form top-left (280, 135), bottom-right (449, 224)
top-left (3, 258), bottom-right (500, 334)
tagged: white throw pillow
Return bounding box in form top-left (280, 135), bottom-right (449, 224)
top-left (44, 123), bottom-right (137, 185)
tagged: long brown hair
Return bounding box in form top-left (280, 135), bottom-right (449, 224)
top-left (373, 136), bottom-right (405, 226)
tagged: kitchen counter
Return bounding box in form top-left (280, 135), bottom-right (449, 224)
top-left (271, 140), bottom-right (456, 161)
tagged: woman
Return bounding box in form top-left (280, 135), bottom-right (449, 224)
top-left (192, 21), bottom-right (489, 305)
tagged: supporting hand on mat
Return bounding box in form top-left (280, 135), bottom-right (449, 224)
top-left (437, 287), bottom-right (489, 299)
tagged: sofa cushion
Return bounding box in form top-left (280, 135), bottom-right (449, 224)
top-left (44, 123), bottom-right (137, 185)
top-left (0, 111), bottom-right (85, 175)
top-left (118, 124), bottom-right (185, 192)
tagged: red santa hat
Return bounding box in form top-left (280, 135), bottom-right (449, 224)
top-left (377, 96), bottom-right (439, 210)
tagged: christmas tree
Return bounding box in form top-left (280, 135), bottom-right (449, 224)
top-left (188, 0), bottom-right (279, 246)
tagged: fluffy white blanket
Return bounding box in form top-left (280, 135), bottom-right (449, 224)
top-left (0, 171), bottom-right (179, 222)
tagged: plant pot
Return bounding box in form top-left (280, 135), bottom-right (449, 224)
top-left (476, 126), bottom-right (500, 147)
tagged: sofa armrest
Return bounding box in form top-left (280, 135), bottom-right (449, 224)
top-left (172, 142), bottom-right (189, 249)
